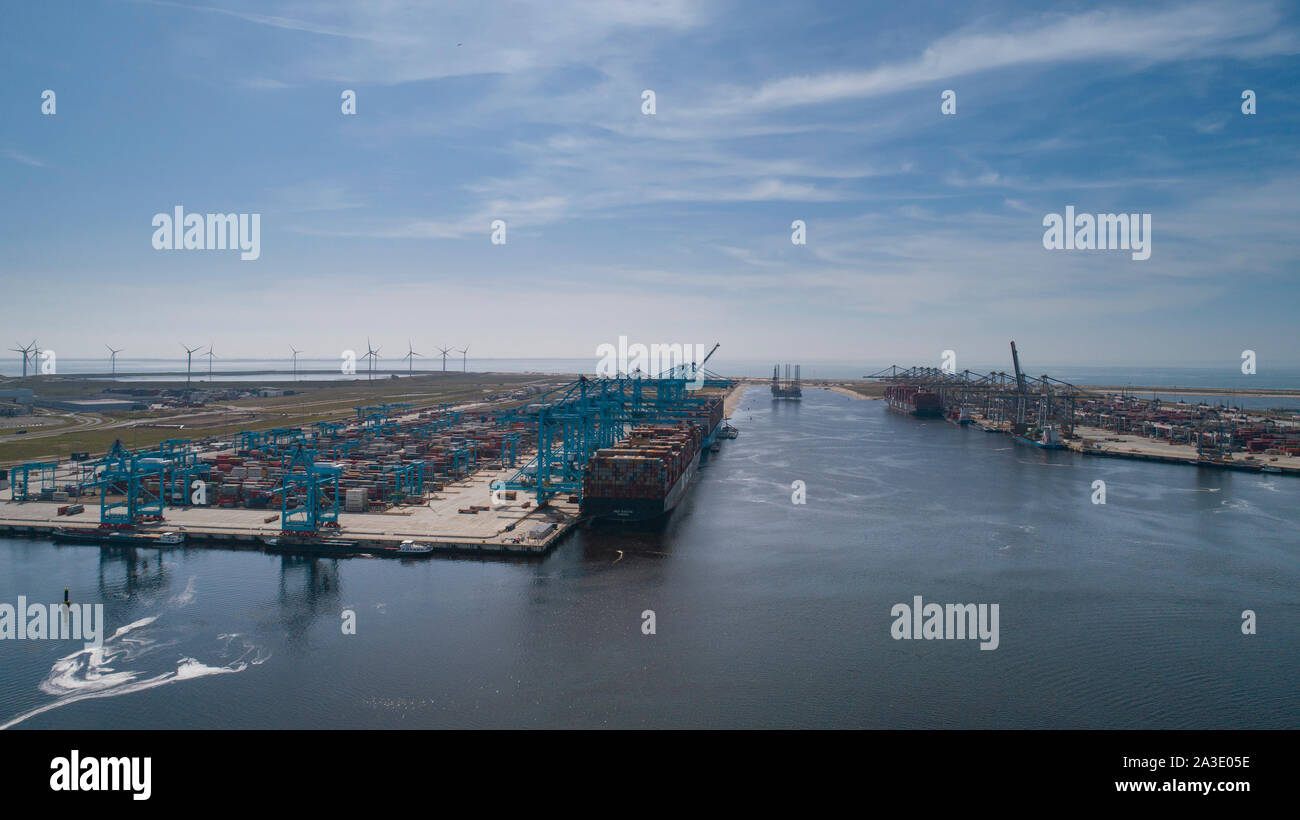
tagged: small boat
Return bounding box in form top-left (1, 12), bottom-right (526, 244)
top-left (1014, 425), bottom-right (1067, 450)
top-left (1260, 466), bottom-right (1283, 474)
top-left (397, 540), bottom-right (433, 554)
top-left (158, 531), bottom-right (185, 545)
top-left (262, 535), bottom-right (359, 555)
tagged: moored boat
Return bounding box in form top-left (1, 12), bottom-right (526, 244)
top-left (262, 534), bottom-right (360, 555)
top-left (582, 396), bottom-right (723, 523)
top-left (53, 527), bottom-right (182, 546)
top-left (1013, 425), bottom-right (1067, 450)
top-left (884, 385), bottom-right (942, 418)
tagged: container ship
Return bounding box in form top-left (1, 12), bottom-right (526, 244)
top-left (581, 396), bottom-right (723, 521)
top-left (885, 384), bottom-right (942, 418)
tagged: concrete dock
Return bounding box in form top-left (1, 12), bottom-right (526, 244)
top-left (965, 419), bottom-right (1300, 474)
top-left (0, 464), bottom-right (581, 558)
top-left (1070, 425), bottom-right (1300, 474)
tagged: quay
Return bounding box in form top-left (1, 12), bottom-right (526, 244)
top-left (867, 341), bottom-right (1300, 476)
top-left (1, 364), bottom-right (743, 559)
top-left (0, 464), bottom-right (580, 558)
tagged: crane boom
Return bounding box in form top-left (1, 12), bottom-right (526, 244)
top-left (1010, 340), bottom-right (1028, 424)
top-left (699, 342), bottom-right (720, 370)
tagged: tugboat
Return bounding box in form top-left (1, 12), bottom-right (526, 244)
top-left (1013, 424), bottom-right (1067, 450)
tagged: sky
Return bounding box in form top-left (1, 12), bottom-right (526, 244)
top-left (1, 0), bottom-right (1298, 369)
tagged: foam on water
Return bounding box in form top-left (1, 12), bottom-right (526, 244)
top-left (0, 589), bottom-right (266, 730)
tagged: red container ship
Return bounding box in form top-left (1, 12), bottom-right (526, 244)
top-left (582, 397), bottom-right (723, 521)
top-left (885, 384), bottom-right (942, 418)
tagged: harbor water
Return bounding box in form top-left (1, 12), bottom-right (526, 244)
top-left (1, 386), bottom-right (1296, 728)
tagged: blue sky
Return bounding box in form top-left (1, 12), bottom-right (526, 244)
top-left (1, 0), bottom-right (1298, 367)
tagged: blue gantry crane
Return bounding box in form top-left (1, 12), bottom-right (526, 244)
top-left (497, 369), bottom-right (723, 505)
top-left (275, 443), bottom-right (341, 534)
top-left (10, 461), bottom-right (58, 502)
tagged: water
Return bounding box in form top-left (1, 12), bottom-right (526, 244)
top-left (4, 357), bottom-right (1300, 391)
top-left (1, 386), bottom-right (1296, 728)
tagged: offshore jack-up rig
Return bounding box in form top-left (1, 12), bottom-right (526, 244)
top-left (771, 364), bottom-right (802, 399)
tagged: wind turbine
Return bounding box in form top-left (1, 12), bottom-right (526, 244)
top-left (290, 346), bottom-right (302, 381)
top-left (437, 346), bottom-right (452, 372)
top-left (105, 344), bottom-right (122, 377)
top-left (364, 338), bottom-right (381, 381)
top-left (9, 341), bottom-right (35, 377)
top-left (182, 343), bottom-right (203, 385)
top-left (458, 346), bottom-right (469, 373)
top-left (204, 343), bottom-right (216, 381)
top-left (402, 339), bottom-right (422, 377)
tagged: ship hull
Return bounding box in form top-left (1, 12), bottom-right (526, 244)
top-left (52, 528), bottom-right (172, 546)
top-left (583, 450), bottom-right (699, 522)
top-left (1013, 435), bottom-right (1066, 450)
top-left (887, 399), bottom-right (942, 418)
top-left (262, 535), bottom-right (359, 556)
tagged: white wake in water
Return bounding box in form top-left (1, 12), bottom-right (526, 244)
top-left (1, 600), bottom-right (269, 731)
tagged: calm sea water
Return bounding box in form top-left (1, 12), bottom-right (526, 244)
top-left (4, 357), bottom-right (1300, 391)
top-left (1, 386), bottom-right (1296, 729)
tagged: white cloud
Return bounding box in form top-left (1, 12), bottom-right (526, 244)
top-left (4, 149), bottom-right (47, 168)
top-left (745, 2), bottom-right (1297, 109)
top-left (156, 0), bottom-right (709, 85)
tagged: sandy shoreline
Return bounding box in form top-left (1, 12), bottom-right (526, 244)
top-left (823, 385), bottom-right (876, 400)
top-left (726, 378), bottom-right (878, 402)
top-left (722, 381), bottom-right (748, 417)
